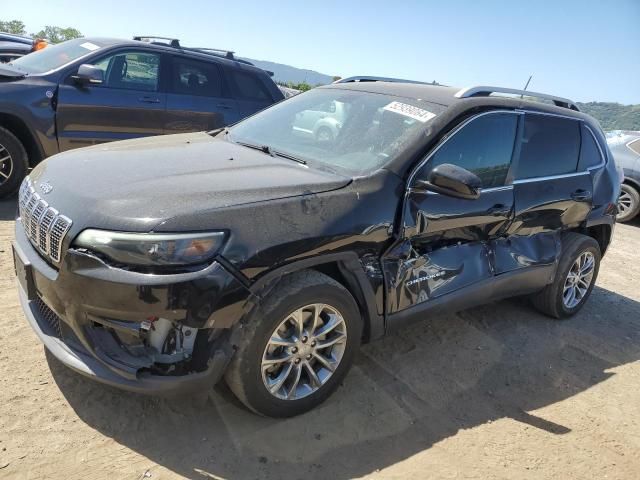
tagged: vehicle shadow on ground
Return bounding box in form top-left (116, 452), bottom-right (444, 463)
top-left (0, 198), bottom-right (17, 221)
top-left (48, 284), bottom-right (640, 479)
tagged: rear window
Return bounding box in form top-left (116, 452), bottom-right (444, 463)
top-left (578, 125), bottom-right (603, 170)
top-left (231, 70), bottom-right (271, 101)
top-left (515, 114), bottom-right (580, 179)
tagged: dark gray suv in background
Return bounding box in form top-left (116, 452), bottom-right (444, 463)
top-left (607, 132), bottom-right (640, 222)
top-left (0, 36), bottom-right (283, 197)
top-left (13, 82), bottom-right (619, 417)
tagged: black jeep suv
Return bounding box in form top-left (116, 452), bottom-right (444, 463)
top-left (0, 36), bottom-right (283, 198)
top-left (13, 81), bottom-right (619, 417)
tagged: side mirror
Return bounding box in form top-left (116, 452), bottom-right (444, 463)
top-left (73, 64), bottom-right (104, 85)
top-left (413, 163), bottom-right (482, 200)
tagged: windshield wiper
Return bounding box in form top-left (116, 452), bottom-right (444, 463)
top-left (235, 141), bottom-right (306, 165)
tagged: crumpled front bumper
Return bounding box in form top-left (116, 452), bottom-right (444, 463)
top-left (18, 286), bottom-right (230, 395)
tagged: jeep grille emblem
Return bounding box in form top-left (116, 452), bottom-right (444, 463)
top-left (39, 181), bottom-right (53, 194)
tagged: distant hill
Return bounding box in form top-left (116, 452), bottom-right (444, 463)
top-left (244, 58), bottom-right (640, 131)
top-left (243, 58), bottom-right (334, 86)
top-left (577, 102), bottom-right (640, 131)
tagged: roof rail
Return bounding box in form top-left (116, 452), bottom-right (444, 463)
top-left (454, 86), bottom-right (580, 111)
top-left (133, 36), bottom-right (181, 48)
top-left (187, 47), bottom-right (235, 60)
top-left (335, 76), bottom-right (431, 85)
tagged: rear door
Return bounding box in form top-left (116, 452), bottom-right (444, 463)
top-left (498, 112), bottom-right (592, 274)
top-left (164, 56), bottom-right (240, 133)
top-left (385, 111), bottom-right (520, 315)
top-left (227, 68), bottom-right (276, 118)
top-left (56, 49), bottom-right (166, 150)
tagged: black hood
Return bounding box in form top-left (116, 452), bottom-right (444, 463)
top-left (29, 132), bottom-right (350, 233)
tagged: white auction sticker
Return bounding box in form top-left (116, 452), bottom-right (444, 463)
top-left (383, 101), bottom-right (436, 123)
top-left (79, 42), bottom-right (100, 51)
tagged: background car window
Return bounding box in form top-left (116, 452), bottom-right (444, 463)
top-left (91, 51), bottom-right (159, 91)
top-left (231, 71), bottom-right (270, 100)
top-left (170, 59), bottom-right (223, 97)
top-left (578, 125), bottom-right (603, 170)
top-left (628, 138), bottom-right (640, 155)
top-left (515, 115), bottom-right (580, 179)
top-left (422, 113), bottom-right (518, 189)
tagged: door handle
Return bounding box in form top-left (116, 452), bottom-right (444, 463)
top-left (571, 189), bottom-right (592, 201)
top-left (138, 96), bottom-right (160, 104)
top-left (486, 204), bottom-right (510, 216)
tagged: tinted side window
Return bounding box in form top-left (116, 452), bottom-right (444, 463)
top-left (170, 58), bottom-right (223, 97)
top-left (231, 71), bottom-right (271, 100)
top-left (578, 125), bottom-right (603, 170)
top-left (423, 113), bottom-right (518, 189)
top-left (91, 51), bottom-right (159, 92)
top-left (515, 115), bottom-right (580, 179)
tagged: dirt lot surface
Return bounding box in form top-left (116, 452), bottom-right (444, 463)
top-left (1, 197), bottom-right (639, 480)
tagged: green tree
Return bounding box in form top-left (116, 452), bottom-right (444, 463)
top-left (0, 20), bottom-right (27, 35)
top-left (33, 25), bottom-right (82, 43)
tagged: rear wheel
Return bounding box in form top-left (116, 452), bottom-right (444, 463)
top-left (225, 270), bottom-right (362, 417)
top-left (0, 127), bottom-right (29, 198)
top-left (617, 183), bottom-right (640, 222)
top-left (530, 233), bottom-right (601, 319)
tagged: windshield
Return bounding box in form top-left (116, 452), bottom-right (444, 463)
top-left (9, 38), bottom-right (105, 74)
top-left (228, 88), bottom-right (444, 175)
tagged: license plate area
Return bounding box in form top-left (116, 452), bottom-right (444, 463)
top-left (12, 243), bottom-right (36, 300)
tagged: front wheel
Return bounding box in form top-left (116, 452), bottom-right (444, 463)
top-left (225, 270), bottom-right (362, 417)
top-left (0, 126), bottom-right (29, 198)
top-left (530, 233), bottom-right (601, 319)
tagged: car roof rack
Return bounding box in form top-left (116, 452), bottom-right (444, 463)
top-left (335, 75), bottom-right (430, 85)
top-left (133, 36), bottom-right (247, 63)
top-left (454, 86), bottom-right (580, 111)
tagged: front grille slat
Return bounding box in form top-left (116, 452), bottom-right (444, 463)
top-left (18, 178), bottom-right (72, 264)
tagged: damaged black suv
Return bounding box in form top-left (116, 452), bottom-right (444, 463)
top-left (13, 80), bottom-right (619, 417)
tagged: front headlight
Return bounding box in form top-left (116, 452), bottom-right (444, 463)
top-left (74, 229), bottom-right (226, 267)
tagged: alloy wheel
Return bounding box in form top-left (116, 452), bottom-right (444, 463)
top-left (562, 251), bottom-right (595, 309)
top-left (618, 190), bottom-right (634, 217)
top-left (261, 303), bottom-right (347, 400)
top-left (0, 143), bottom-right (13, 186)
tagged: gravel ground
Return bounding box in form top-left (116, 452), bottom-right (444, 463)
top-left (1, 197), bottom-right (639, 480)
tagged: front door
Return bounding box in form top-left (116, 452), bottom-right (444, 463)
top-left (56, 49), bottom-right (166, 151)
top-left (384, 111), bottom-right (520, 315)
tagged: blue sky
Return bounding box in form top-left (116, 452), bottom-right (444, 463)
top-left (4, 0), bottom-right (639, 103)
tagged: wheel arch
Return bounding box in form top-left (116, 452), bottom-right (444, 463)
top-left (0, 113), bottom-right (44, 166)
top-left (249, 252), bottom-right (384, 343)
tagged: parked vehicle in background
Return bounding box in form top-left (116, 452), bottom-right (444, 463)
top-left (0, 36), bottom-right (284, 197)
top-left (292, 99), bottom-right (348, 142)
top-left (13, 81), bottom-right (619, 417)
top-left (0, 32), bottom-right (47, 63)
top-left (607, 131), bottom-right (640, 222)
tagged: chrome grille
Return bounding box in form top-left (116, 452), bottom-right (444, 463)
top-left (18, 177), bottom-right (72, 264)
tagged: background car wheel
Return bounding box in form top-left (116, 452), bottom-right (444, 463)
top-left (315, 127), bottom-right (334, 143)
top-left (617, 183), bottom-right (640, 222)
top-left (0, 126), bottom-right (29, 198)
top-left (530, 233), bottom-right (601, 319)
top-left (225, 270), bottom-right (362, 417)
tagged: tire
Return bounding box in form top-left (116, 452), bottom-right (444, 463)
top-left (315, 127), bottom-right (334, 143)
top-left (617, 183), bottom-right (640, 223)
top-left (530, 233), bottom-right (601, 319)
top-left (225, 270), bottom-right (362, 417)
top-left (0, 126), bottom-right (29, 199)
